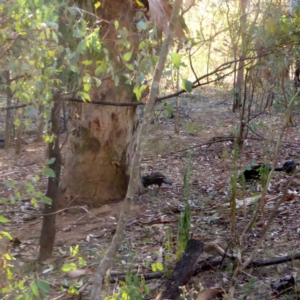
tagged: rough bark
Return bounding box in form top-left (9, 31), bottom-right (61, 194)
top-left (60, 80), bottom-right (138, 206)
top-left (60, 0), bottom-right (141, 207)
top-left (156, 239), bottom-right (204, 300)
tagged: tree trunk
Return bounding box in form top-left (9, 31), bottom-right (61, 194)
top-left (35, 104), bottom-right (45, 142)
top-left (3, 70), bottom-right (12, 150)
top-left (233, 0), bottom-right (247, 112)
top-left (60, 80), bottom-right (139, 207)
top-left (38, 101), bottom-right (61, 261)
top-left (60, 1), bottom-right (142, 207)
top-left (15, 107), bottom-right (23, 154)
top-left (61, 102), bottom-right (67, 133)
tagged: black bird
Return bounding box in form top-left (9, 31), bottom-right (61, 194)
top-left (241, 164), bottom-right (272, 181)
top-left (241, 160), bottom-right (300, 181)
top-left (142, 172), bottom-right (173, 189)
top-left (274, 160), bottom-right (300, 174)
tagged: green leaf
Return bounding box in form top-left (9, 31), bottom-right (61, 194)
top-left (76, 39), bottom-right (86, 54)
top-left (114, 20), bottom-right (119, 30)
top-left (151, 262), bottom-right (164, 272)
top-left (82, 60), bottom-right (93, 66)
top-left (18, 280), bottom-right (25, 291)
top-left (10, 195), bottom-right (16, 205)
top-left (5, 181), bottom-right (15, 189)
top-left (39, 31), bottom-right (46, 40)
top-left (136, 0), bottom-right (145, 7)
top-left (123, 52), bottom-right (132, 62)
top-left (1, 231), bottom-right (12, 239)
top-left (47, 157), bottom-right (56, 165)
top-left (61, 263), bottom-right (77, 272)
top-left (79, 92), bottom-right (91, 102)
top-left (94, 2), bottom-right (101, 9)
top-left (52, 31), bottom-right (58, 43)
top-left (42, 167), bottom-right (56, 178)
top-left (4, 253), bottom-right (13, 261)
top-left (0, 215), bottom-right (9, 224)
top-left (37, 280), bottom-right (50, 294)
top-left (182, 79), bottom-right (193, 93)
top-left (30, 282), bottom-right (40, 297)
top-left (126, 63), bottom-right (134, 71)
top-left (84, 83), bottom-right (91, 92)
top-left (6, 268), bottom-right (12, 280)
top-left (88, 34), bottom-right (101, 52)
top-left (143, 284), bottom-right (150, 294)
top-left (31, 197), bottom-right (38, 208)
top-left (0, 198), bottom-right (8, 205)
top-left (139, 57), bottom-right (154, 72)
top-left (171, 53), bottom-right (181, 69)
top-left (26, 183), bottom-right (34, 194)
top-left (155, 262), bottom-right (164, 271)
top-left (70, 245), bottom-right (79, 256)
top-left (78, 257), bottom-right (87, 267)
top-left (151, 263), bottom-right (157, 272)
top-left (16, 192), bottom-right (21, 201)
top-left (95, 65), bottom-right (106, 75)
top-left (41, 196), bottom-right (52, 205)
top-left (73, 28), bottom-right (83, 38)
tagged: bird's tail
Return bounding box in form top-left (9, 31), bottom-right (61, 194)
top-left (274, 167), bottom-right (284, 171)
top-left (163, 178), bottom-right (173, 185)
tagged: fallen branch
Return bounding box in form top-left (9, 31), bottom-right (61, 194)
top-left (155, 239), bottom-right (204, 300)
top-left (74, 247), bottom-right (300, 297)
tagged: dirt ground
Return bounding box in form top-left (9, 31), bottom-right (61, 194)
top-left (1, 87), bottom-right (300, 299)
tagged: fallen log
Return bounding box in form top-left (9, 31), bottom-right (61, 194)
top-left (155, 239), bottom-right (204, 300)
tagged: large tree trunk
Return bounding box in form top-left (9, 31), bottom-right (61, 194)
top-left (60, 80), bottom-right (139, 206)
top-left (60, 1), bottom-right (143, 207)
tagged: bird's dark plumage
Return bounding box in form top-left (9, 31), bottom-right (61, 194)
top-left (241, 160), bottom-right (299, 181)
top-left (241, 164), bottom-right (271, 181)
top-left (275, 160), bottom-right (299, 174)
top-left (142, 172), bottom-right (173, 188)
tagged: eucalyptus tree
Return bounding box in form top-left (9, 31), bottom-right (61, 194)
top-left (60, 0), bottom-right (188, 207)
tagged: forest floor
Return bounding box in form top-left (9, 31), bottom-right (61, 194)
top-left (1, 86), bottom-right (300, 299)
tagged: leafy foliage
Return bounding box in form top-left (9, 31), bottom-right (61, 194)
top-left (105, 273), bottom-right (150, 300)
